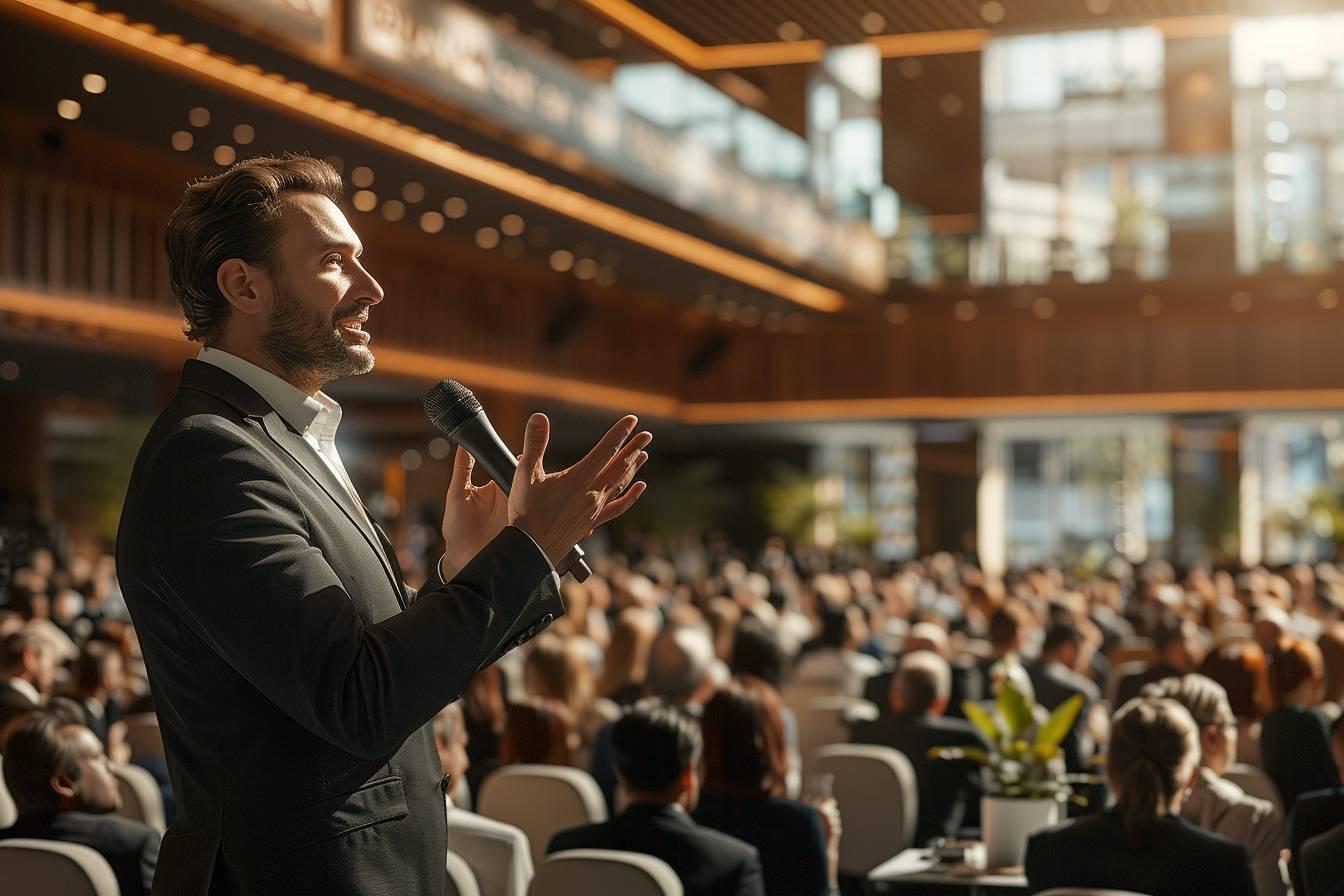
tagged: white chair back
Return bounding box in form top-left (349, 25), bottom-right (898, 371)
top-left (112, 763), bottom-right (166, 834)
top-left (445, 850), bottom-right (482, 896)
top-left (529, 849), bottom-right (681, 896)
top-left (1037, 890), bottom-right (1153, 896)
top-left (0, 757), bottom-right (17, 827)
top-left (813, 744), bottom-right (917, 876)
top-left (0, 839), bottom-right (120, 896)
top-left (783, 686), bottom-right (877, 783)
top-left (1222, 763), bottom-right (1283, 815)
top-left (477, 765), bottom-right (607, 867)
top-left (121, 713), bottom-right (164, 762)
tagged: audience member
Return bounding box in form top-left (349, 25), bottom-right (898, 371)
top-left (0, 629), bottom-right (54, 745)
top-left (0, 711), bottom-right (159, 896)
top-left (1286, 714), bottom-right (1344, 895)
top-left (1260, 637), bottom-right (1341, 813)
top-left (1201, 640), bottom-right (1273, 767)
top-left (523, 634), bottom-right (619, 768)
top-left (462, 666), bottom-right (507, 800)
top-left (1115, 617), bottom-right (1206, 706)
top-left (1025, 697), bottom-right (1254, 896)
top-left (1143, 675), bottom-right (1285, 896)
top-left (71, 641), bottom-right (125, 746)
top-left (595, 607), bottom-right (659, 706)
top-left (433, 703), bottom-right (532, 896)
top-left (791, 600), bottom-right (881, 698)
top-left (548, 702), bottom-right (764, 896)
top-left (851, 650), bottom-right (988, 845)
top-left (1319, 621), bottom-right (1344, 722)
top-left (497, 699), bottom-right (575, 768)
top-left (1029, 619), bottom-right (1100, 773)
top-left (695, 678), bottom-right (837, 896)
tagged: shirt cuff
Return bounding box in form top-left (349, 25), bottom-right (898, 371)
top-left (437, 527), bottom-right (560, 583)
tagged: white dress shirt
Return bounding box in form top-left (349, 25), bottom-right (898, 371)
top-left (3, 677), bottom-right (41, 706)
top-left (197, 348), bottom-right (558, 586)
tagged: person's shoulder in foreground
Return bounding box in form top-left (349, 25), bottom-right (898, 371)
top-left (1025, 811), bottom-right (1254, 896)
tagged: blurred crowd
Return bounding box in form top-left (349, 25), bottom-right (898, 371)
top-left (3, 523), bottom-right (1344, 895)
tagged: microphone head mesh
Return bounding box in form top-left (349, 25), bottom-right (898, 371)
top-left (422, 379), bottom-right (482, 432)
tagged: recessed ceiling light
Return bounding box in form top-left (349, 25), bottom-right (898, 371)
top-left (57, 99), bottom-right (81, 120)
top-left (861, 12), bottom-right (886, 35)
top-left (501, 214), bottom-right (525, 236)
top-left (443, 197), bottom-right (468, 219)
top-left (382, 199), bottom-right (406, 222)
top-left (599, 26), bottom-right (623, 48)
top-left (351, 166), bottom-right (374, 188)
top-left (549, 250), bottom-right (575, 272)
top-left (188, 106), bottom-right (210, 127)
top-left (353, 190), bottom-right (377, 212)
top-left (420, 211), bottom-right (445, 234)
top-left (82, 73), bottom-right (107, 94)
top-left (171, 130), bottom-right (193, 151)
top-left (476, 227), bottom-right (501, 249)
top-left (954, 300), bottom-right (978, 321)
top-left (777, 21), bottom-right (804, 41)
top-left (213, 145), bottom-right (236, 166)
top-left (402, 182), bottom-right (425, 203)
top-left (232, 124), bottom-right (255, 145)
top-left (980, 1), bottom-right (1005, 24)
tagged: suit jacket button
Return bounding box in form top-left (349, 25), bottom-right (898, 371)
top-left (441, 775), bottom-right (452, 795)
top-left (539, 613), bottom-right (554, 626)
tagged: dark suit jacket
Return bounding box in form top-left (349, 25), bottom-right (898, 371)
top-left (548, 803), bottom-right (765, 896)
top-left (1025, 810), bottom-right (1255, 896)
top-left (0, 680), bottom-right (40, 743)
top-left (864, 660), bottom-right (983, 722)
top-left (0, 811), bottom-right (160, 896)
top-left (116, 360), bottom-right (563, 896)
top-left (1114, 662), bottom-right (1180, 708)
top-left (692, 794), bottom-right (828, 896)
top-left (1287, 785), bottom-right (1344, 894)
top-left (1261, 706), bottom-right (1341, 815)
top-left (1027, 660), bottom-right (1099, 774)
top-left (850, 711), bottom-right (988, 845)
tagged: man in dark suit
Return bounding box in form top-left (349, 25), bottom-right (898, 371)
top-left (1029, 620), bottom-right (1100, 774)
top-left (863, 622), bottom-right (983, 722)
top-left (0, 711), bottom-right (159, 896)
top-left (0, 629), bottom-right (53, 743)
top-left (116, 155), bottom-right (651, 895)
top-left (852, 650), bottom-right (990, 845)
top-left (1114, 617), bottom-right (1205, 707)
top-left (549, 702), bottom-right (764, 896)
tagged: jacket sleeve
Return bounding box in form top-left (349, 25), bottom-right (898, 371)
top-left (737, 847), bottom-right (766, 896)
top-left (142, 421), bottom-right (562, 760)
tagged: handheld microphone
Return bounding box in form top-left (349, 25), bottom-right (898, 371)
top-left (422, 379), bottom-right (591, 583)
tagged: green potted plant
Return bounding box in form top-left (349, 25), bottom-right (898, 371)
top-left (930, 677), bottom-right (1095, 869)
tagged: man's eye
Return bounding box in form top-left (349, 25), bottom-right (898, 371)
top-left (325, 255), bottom-right (342, 266)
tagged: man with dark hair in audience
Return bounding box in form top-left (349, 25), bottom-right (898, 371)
top-left (864, 621), bottom-right (983, 723)
top-left (549, 701), bottom-right (764, 896)
top-left (0, 710), bottom-right (159, 895)
top-left (976, 600), bottom-right (1033, 685)
top-left (1029, 619), bottom-right (1100, 774)
top-left (71, 641), bottom-right (125, 746)
top-left (591, 625), bottom-right (719, 808)
top-left (0, 629), bottom-right (55, 744)
top-left (851, 650), bottom-right (989, 846)
top-left (1115, 616), bottom-right (1206, 707)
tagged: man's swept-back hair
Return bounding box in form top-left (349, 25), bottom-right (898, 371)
top-left (164, 154), bottom-right (343, 344)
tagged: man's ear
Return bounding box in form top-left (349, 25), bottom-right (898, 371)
top-left (50, 773), bottom-right (76, 800)
top-left (216, 258), bottom-right (271, 315)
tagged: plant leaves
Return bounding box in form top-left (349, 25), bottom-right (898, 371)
top-left (928, 746), bottom-right (992, 766)
top-left (1033, 694), bottom-right (1086, 753)
top-left (998, 679), bottom-right (1033, 739)
top-left (963, 700), bottom-right (1001, 745)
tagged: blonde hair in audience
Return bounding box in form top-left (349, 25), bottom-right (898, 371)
top-left (597, 607), bottom-right (659, 700)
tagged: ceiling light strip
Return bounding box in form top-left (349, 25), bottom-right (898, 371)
top-left (4, 0), bottom-right (845, 313)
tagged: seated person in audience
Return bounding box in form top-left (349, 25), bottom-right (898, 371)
top-left (974, 600), bottom-right (1033, 686)
top-left (433, 703), bottom-right (533, 896)
top-left (1143, 675), bottom-right (1285, 896)
top-left (863, 622), bottom-right (983, 723)
top-left (497, 699), bottom-right (576, 768)
top-left (1320, 621), bottom-right (1344, 723)
top-left (591, 625), bottom-right (719, 809)
top-left (1261, 638), bottom-right (1341, 814)
top-left (549, 702), bottom-right (764, 896)
top-left (0, 710), bottom-right (159, 896)
top-left (70, 641), bottom-right (125, 747)
top-left (1028, 619), bottom-right (1100, 774)
top-left (791, 600), bottom-right (881, 698)
top-left (729, 619), bottom-right (801, 794)
top-left (1025, 697), bottom-right (1254, 896)
top-left (0, 630), bottom-right (56, 744)
top-left (850, 650), bottom-right (988, 845)
top-left (1201, 640), bottom-right (1273, 768)
top-left (595, 607), bottom-right (660, 708)
top-left (1287, 713), bottom-right (1344, 895)
top-left (1115, 617), bottom-right (1206, 707)
top-left (694, 677), bottom-right (838, 896)
top-left (524, 634), bottom-right (619, 770)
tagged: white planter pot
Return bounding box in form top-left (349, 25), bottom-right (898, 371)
top-left (981, 796), bottom-right (1059, 869)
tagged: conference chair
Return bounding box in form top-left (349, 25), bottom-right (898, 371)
top-left (121, 713), bottom-right (164, 762)
top-left (529, 849), bottom-right (681, 896)
top-left (0, 757), bottom-right (17, 827)
top-left (1222, 763), bottom-right (1284, 814)
top-left (1037, 890), bottom-right (1152, 896)
top-left (1301, 822), bottom-right (1344, 896)
top-left (445, 850), bottom-right (483, 896)
top-left (783, 685), bottom-right (879, 782)
top-left (477, 765), bottom-right (607, 867)
top-left (813, 744), bottom-right (917, 877)
top-left (0, 839), bottom-right (119, 896)
top-left (112, 762), bottom-right (166, 834)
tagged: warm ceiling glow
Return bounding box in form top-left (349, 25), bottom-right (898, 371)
top-left (81, 73), bottom-right (106, 94)
top-left (777, 21), bottom-right (804, 41)
top-left (861, 12), bottom-right (886, 35)
top-left (419, 210), bottom-right (445, 233)
top-left (598, 26), bottom-right (623, 48)
top-left (353, 190), bottom-right (378, 212)
top-left (170, 130), bottom-right (193, 151)
top-left (382, 199), bottom-right (406, 222)
top-left (475, 227), bottom-right (501, 249)
top-left (351, 166), bottom-right (375, 188)
top-left (213, 144), bottom-right (236, 166)
top-left (980, 1), bottom-right (1005, 25)
top-left (16, 0), bottom-right (846, 311)
top-left (550, 250), bottom-right (575, 272)
top-left (884, 303), bottom-right (909, 324)
top-left (401, 181), bottom-right (425, 203)
top-left (1230, 291), bottom-right (1253, 312)
top-left (56, 99), bottom-right (81, 120)
top-left (443, 197), bottom-right (468, 219)
top-left (954, 300), bottom-right (978, 322)
top-left (233, 123), bottom-right (255, 144)
top-left (1032, 297), bottom-right (1056, 320)
top-left (574, 258), bottom-right (599, 280)
top-left (188, 106), bottom-right (210, 127)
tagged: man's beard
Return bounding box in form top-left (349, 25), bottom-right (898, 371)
top-left (261, 276), bottom-right (374, 387)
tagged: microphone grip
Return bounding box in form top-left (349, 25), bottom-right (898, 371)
top-left (447, 412), bottom-right (591, 582)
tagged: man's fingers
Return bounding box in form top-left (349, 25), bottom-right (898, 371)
top-left (593, 481), bottom-right (647, 527)
top-left (518, 413), bottom-right (550, 476)
top-left (575, 415), bottom-right (638, 478)
top-left (594, 432), bottom-right (652, 492)
top-left (449, 445), bottom-right (474, 493)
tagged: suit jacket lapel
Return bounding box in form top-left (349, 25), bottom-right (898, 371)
top-left (364, 506), bottom-right (410, 610)
top-left (258, 412), bottom-right (405, 603)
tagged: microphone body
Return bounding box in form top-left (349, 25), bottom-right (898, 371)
top-left (423, 382), bottom-right (591, 582)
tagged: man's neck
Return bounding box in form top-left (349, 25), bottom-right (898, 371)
top-left (207, 341), bottom-right (322, 397)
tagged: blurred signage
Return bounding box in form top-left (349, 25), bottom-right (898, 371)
top-left (349, 0), bottom-right (886, 291)
top-left (194, 0), bottom-right (330, 43)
